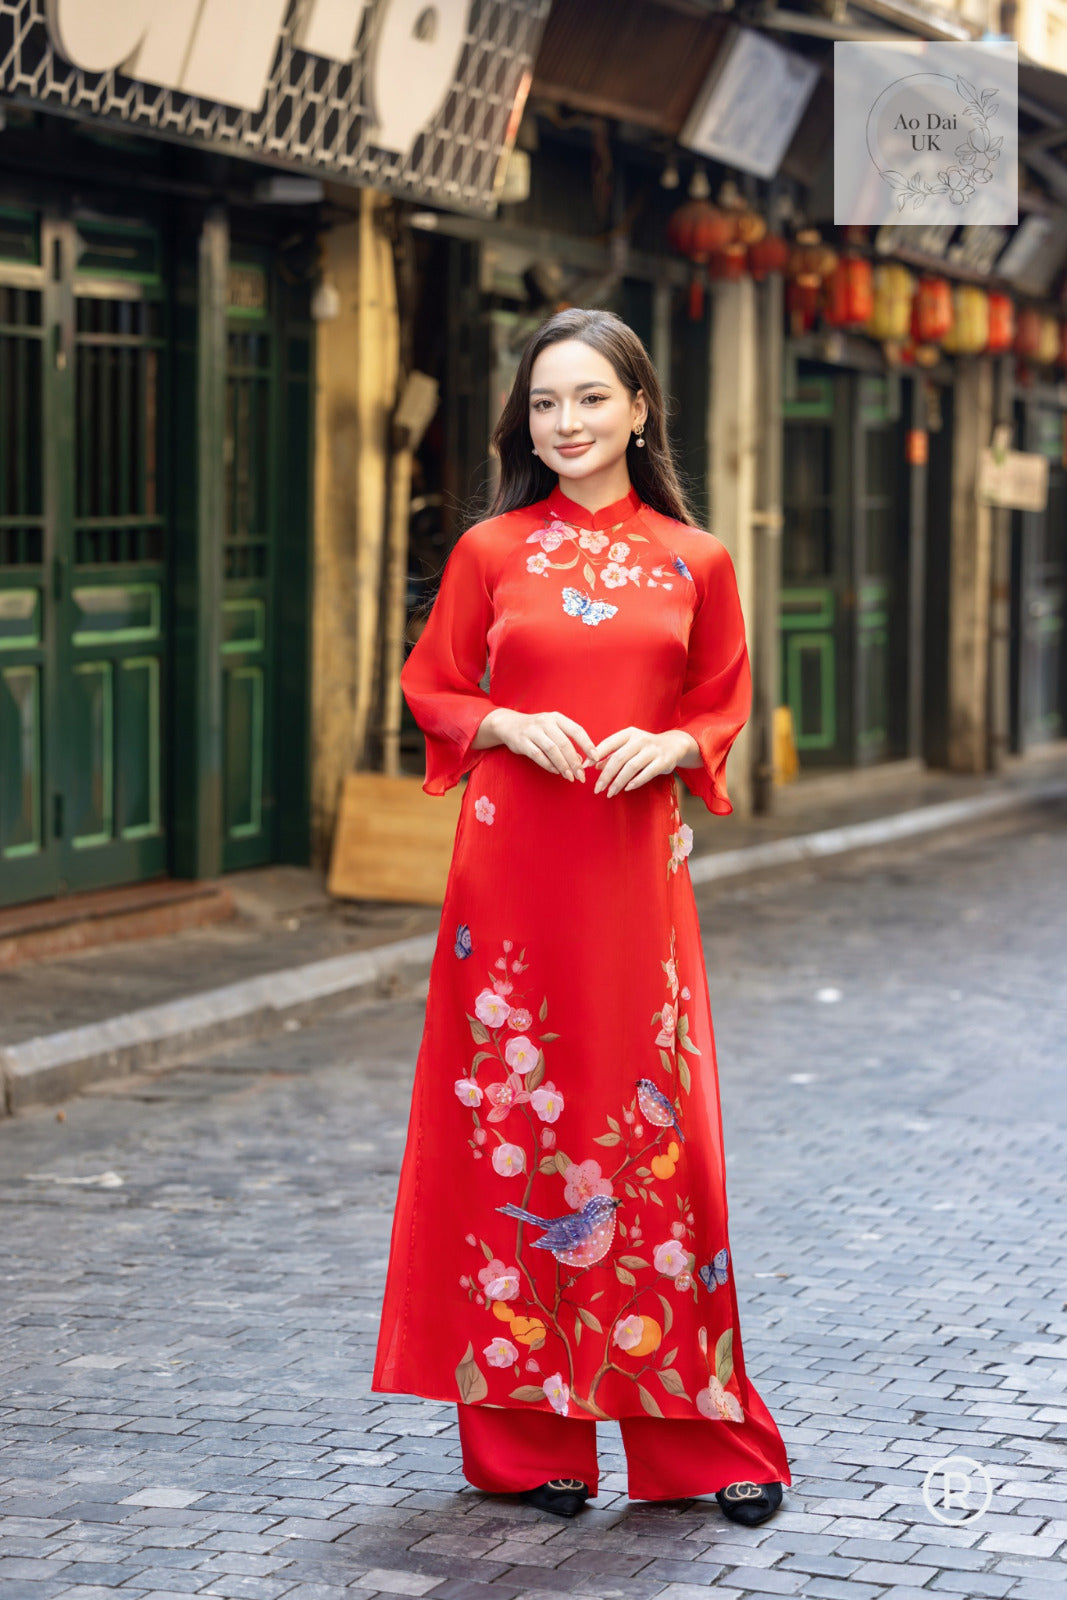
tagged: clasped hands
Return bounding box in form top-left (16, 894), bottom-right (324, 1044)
top-left (475, 708), bottom-right (699, 798)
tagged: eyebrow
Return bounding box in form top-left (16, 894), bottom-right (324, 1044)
top-left (529, 380), bottom-right (613, 397)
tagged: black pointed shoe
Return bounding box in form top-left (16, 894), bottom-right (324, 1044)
top-left (715, 1479), bottom-right (783, 1527)
top-left (519, 1478), bottom-right (591, 1518)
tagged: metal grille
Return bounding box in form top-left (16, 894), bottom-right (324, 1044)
top-left (0, 284), bottom-right (43, 567)
top-left (0, 0), bottom-right (549, 215)
top-left (74, 295), bottom-right (165, 566)
top-left (225, 330), bottom-right (271, 582)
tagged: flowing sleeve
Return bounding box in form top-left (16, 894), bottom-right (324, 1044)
top-left (673, 538), bottom-right (752, 816)
top-left (400, 520), bottom-right (500, 796)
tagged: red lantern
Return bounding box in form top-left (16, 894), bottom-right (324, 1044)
top-left (1015, 306), bottom-right (1042, 359)
top-left (786, 278), bottom-right (821, 334)
top-left (748, 234), bottom-right (790, 281)
top-left (824, 257), bottom-right (874, 328)
top-left (911, 276), bottom-right (953, 345)
top-left (667, 199), bottom-right (732, 319)
top-left (709, 241), bottom-right (749, 282)
top-left (987, 292), bottom-right (1015, 354)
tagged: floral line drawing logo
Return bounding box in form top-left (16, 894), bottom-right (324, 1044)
top-left (869, 74), bottom-right (1001, 212)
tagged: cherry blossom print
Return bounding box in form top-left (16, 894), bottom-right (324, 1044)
top-left (697, 1376), bottom-right (745, 1422)
top-left (491, 1142), bottom-right (526, 1177)
top-left (508, 1006), bottom-right (533, 1031)
top-left (578, 529), bottom-right (609, 553)
top-left (654, 1001), bottom-right (677, 1051)
top-left (454, 1078), bottom-right (483, 1107)
top-left (526, 551), bottom-right (551, 575)
top-left (474, 987), bottom-right (511, 1027)
top-left (653, 1239), bottom-right (689, 1277)
top-left (474, 794), bottom-right (496, 825)
top-left (484, 1073), bottom-right (530, 1122)
top-left (668, 822), bottom-right (694, 874)
top-left (503, 1034), bottom-right (539, 1075)
top-left (530, 1083), bottom-right (564, 1123)
top-left (608, 541), bottom-right (630, 562)
top-left (562, 1158), bottom-right (614, 1210)
top-left (484, 1270), bottom-right (520, 1302)
top-left (613, 1314), bottom-right (645, 1351)
top-left (543, 1372), bottom-right (570, 1415)
top-left (526, 522), bottom-right (568, 551)
top-left (484, 1336), bottom-right (519, 1368)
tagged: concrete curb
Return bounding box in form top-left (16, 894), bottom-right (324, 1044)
top-left (3, 776), bottom-right (1064, 1115)
top-left (1, 932), bottom-right (437, 1114)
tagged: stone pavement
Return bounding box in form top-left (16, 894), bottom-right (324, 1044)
top-left (1, 800), bottom-right (1066, 1600)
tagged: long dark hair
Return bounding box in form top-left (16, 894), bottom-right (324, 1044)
top-left (484, 307), bottom-right (697, 526)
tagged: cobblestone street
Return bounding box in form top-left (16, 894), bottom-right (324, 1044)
top-left (2, 804), bottom-right (1066, 1600)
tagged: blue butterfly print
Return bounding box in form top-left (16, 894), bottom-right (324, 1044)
top-left (454, 923), bottom-right (473, 959)
top-left (697, 1247), bottom-right (729, 1293)
top-left (672, 554), bottom-right (693, 582)
top-left (561, 586), bottom-right (618, 626)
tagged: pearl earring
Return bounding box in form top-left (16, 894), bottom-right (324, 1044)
top-left (532, 446), bottom-right (538, 455)
top-left (634, 422), bottom-right (645, 448)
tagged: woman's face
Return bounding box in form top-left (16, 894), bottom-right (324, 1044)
top-left (528, 339), bottom-right (646, 486)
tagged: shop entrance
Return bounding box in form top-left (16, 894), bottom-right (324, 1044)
top-left (1013, 402), bottom-right (1066, 749)
top-left (780, 362), bottom-right (909, 768)
top-left (0, 211), bottom-right (168, 908)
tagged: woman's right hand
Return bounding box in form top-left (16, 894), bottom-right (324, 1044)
top-left (474, 707), bottom-right (598, 783)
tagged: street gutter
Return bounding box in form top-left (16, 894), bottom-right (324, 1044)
top-left (3, 775), bottom-right (1065, 1116)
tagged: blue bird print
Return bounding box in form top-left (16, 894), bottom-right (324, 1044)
top-left (561, 586), bottom-right (618, 626)
top-left (497, 1194), bottom-right (622, 1268)
top-left (454, 922), bottom-right (473, 959)
top-left (672, 554), bottom-right (693, 582)
top-left (635, 1077), bottom-right (686, 1143)
top-left (697, 1247), bottom-right (730, 1293)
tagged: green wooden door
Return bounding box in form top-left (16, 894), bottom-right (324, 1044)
top-left (1018, 405), bottom-right (1066, 746)
top-left (0, 216), bottom-right (50, 905)
top-left (0, 210), bottom-right (167, 909)
top-left (781, 363), bottom-right (904, 769)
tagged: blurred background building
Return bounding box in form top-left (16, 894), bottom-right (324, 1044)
top-left (1, 0), bottom-right (1066, 915)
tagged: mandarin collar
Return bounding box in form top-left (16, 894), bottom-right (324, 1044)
top-left (544, 482), bottom-right (642, 531)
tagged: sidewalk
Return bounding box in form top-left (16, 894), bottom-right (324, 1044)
top-left (2, 748), bottom-right (1065, 1115)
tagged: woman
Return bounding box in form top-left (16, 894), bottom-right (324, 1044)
top-left (372, 307), bottom-right (791, 1524)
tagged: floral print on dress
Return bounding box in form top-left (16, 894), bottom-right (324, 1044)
top-left (524, 514), bottom-right (686, 622)
top-left (474, 795), bottom-right (495, 824)
top-left (452, 932), bottom-right (744, 1423)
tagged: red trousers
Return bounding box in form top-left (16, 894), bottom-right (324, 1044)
top-left (458, 1385), bottom-right (792, 1502)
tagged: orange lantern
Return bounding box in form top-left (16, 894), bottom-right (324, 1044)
top-left (1036, 313), bottom-right (1060, 366)
top-left (1015, 306), bottom-right (1043, 359)
top-left (748, 234), bottom-right (790, 281)
top-left (732, 210), bottom-right (767, 247)
top-left (667, 199), bottom-right (732, 319)
top-left (911, 276), bottom-right (953, 345)
top-left (866, 263), bottom-right (914, 343)
top-left (942, 286), bottom-right (989, 355)
top-left (987, 292), bottom-right (1015, 354)
top-left (824, 256), bottom-right (874, 328)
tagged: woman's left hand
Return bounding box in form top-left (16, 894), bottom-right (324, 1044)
top-left (587, 727), bottom-right (699, 797)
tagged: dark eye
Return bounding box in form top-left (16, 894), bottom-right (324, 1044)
top-left (582, 393), bottom-right (608, 404)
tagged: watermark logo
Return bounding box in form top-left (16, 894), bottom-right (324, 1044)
top-left (835, 42), bottom-right (1017, 225)
top-left (922, 1455), bottom-right (993, 1524)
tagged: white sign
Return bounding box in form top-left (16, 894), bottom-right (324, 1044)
top-left (835, 41), bottom-right (1018, 226)
top-left (46, 0), bottom-right (472, 154)
top-left (979, 429), bottom-right (1049, 511)
top-left (679, 26), bottom-right (818, 180)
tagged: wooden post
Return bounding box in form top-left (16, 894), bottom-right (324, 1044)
top-left (947, 355), bottom-right (994, 772)
top-left (310, 189), bottom-right (399, 865)
top-left (172, 205), bottom-right (226, 881)
top-left (987, 355), bottom-right (1014, 769)
top-left (708, 276), bottom-right (758, 816)
top-left (753, 272), bottom-right (783, 814)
